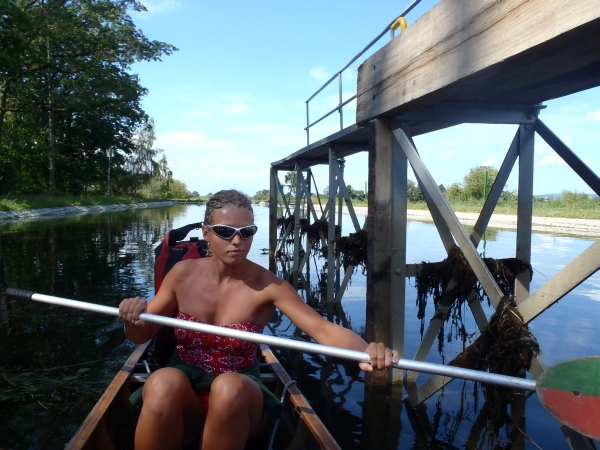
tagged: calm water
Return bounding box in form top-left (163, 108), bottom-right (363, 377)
top-left (1, 205), bottom-right (599, 449)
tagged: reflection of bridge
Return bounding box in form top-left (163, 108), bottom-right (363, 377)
top-left (268, 0), bottom-right (600, 448)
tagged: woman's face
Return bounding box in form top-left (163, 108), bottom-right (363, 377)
top-left (202, 206), bottom-right (255, 264)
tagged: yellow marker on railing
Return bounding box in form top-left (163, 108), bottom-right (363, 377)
top-left (391, 16), bottom-right (407, 32)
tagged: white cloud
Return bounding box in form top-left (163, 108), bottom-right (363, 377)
top-left (265, 133), bottom-right (307, 149)
top-left (188, 109), bottom-right (211, 118)
top-left (222, 93), bottom-right (251, 102)
top-left (199, 159), bottom-right (212, 168)
top-left (341, 68), bottom-right (357, 84)
top-left (138, 0), bottom-right (180, 13)
top-left (433, 169), bottom-right (443, 175)
top-left (219, 122), bottom-right (301, 134)
top-left (218, 93), bottom-right (253, 115)
top-left (310, 67), bottom-right (330, 82)
top-left (540, 155), bottom-right (567, 167)
top-left (324, 93), bottom-right (356, 108)
top-left (561, 135), bottom-right (573, 146)
top-left (439, 151), bottom-right (454, 157)
top-left (534, 142), bottom-right (550, 155)
top-left (481, 156), bottom-right (497, 166)
top-left (310, 123), bottom-right (342, 135)
top-left (156, 130), bottom-right (238, 153)
top-left (220, 103), bottom-right (252, 115)
top-left (586, 109), bottom-right (600, 121)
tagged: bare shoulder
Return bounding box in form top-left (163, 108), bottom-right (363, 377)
top-left (247, 261), bottom-right (287, 290)
top-left (164, 258), bottom-right (202, 282)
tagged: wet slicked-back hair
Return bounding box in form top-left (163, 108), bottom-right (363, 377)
top-left (204, 189), bottom-right (253, 225)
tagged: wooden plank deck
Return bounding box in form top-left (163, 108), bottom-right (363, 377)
top-left (357, 0), bottom-right (600, 124)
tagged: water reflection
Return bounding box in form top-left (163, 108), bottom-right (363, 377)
top-left (0, 205), bottom-right (190, 449)
top-left (1, 205), bottom-right (599, 449)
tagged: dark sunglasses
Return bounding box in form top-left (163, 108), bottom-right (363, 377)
top-left (206, 224), bottom-right (258, 240)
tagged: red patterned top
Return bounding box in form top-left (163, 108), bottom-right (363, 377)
top-left (174, 311), bottom-right (264, 374)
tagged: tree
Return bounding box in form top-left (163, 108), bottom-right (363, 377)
top-left (138, 175), bottom-right (190, 199)
top-left (283, 171), bottom-right (296, 186)
top-left (126, 118), bottom-right (163, 193)
top-left (346, 184), bottom-right (365, 200)
top-left (407, 179), bottom-right (424, 202)
top-left (253, 189), bottom-right (270, 202)
top-left (0, 0), bottom-right (177, 195)
top-left (463, 165), bottom-right (499, 200)
top-left (444, 182), bottom-right (467, 201)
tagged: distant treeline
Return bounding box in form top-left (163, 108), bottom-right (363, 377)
top-left (0, 0), bottom-right (190, 198)
top-left (253, 166), bottom-right (598, 211)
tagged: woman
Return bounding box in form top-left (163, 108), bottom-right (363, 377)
top-left (120, 189), bottom-right (399, 450)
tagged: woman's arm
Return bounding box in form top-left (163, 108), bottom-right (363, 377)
top-left (270, 279), bottom-right (399, 371)
top-left (119, 264), bottom-right (181, 344)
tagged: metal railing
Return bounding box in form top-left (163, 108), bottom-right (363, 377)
top-left (304, 0), bottom-right (422, 146)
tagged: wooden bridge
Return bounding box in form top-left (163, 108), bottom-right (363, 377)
top-left (268, 0), bottom-right (600, 448)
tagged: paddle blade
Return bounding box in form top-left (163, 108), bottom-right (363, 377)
top-left (537, 356), bottom-right (600, 441)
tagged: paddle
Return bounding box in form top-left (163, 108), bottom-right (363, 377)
top-left (3, 288), bottom-right (536, 391)
top-left (8, 288), bottom-right (600, 441)
top-left (537, 356), bottom-right (600, 441)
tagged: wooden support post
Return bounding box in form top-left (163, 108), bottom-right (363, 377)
top-left (327, 147), bottom-right (337, 303)
top-left (390, 126), bottom-right (407, 380)
top-left (515, 124), bottom-right (534, 303)
top-left (336, 159), bottom-right (344, 295)
top-left (306, 168), bottom-right (312, 295)
top-left (366, 119), bottom-right (395, 385)
top-left (293, 167), bottom-right (302, 290)
top-left (269, 167), bottom-right (278, 274)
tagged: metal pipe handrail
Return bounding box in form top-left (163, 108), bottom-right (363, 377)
top-left (304, 0), bottom-right (422, 145)
top-left (304, 95), bottom-right (357, 131)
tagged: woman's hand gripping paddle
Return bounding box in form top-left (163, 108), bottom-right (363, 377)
top-left (5, 287), bottom-right (600, 440)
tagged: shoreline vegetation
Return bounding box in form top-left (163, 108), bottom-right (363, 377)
top-left (2, 193), bottom-right (599, 219)
top-left (0, 195), bottom-right (209, 212)
top-left (343, 198), bottom-right (600, 220)
top-left (0, 195), bottom-right (170, 212)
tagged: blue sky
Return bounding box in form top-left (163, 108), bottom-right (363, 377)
top-left (130, 0), bottom-right (600, 197)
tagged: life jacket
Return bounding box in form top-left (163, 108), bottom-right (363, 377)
top-left (149, 222), bottom-right (209, 366)
top-left (153, 222), bottom-right (209, 293)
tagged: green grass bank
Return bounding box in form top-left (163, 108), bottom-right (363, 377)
top-left (0, 195), bottom-right (171, 212)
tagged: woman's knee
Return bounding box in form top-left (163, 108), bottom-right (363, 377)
top-left (209, 373), bottom-right (262, 415)
top-left (142, 368), bottom-right (191, 410)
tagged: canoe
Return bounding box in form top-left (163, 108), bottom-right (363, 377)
top-left (65, 342), bottom-right (340, 450)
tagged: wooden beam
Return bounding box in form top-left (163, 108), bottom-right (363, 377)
top-left (515, 124), bottom-right (535, 303)
top-left (366, 119), bottom-right (393, 385)
top-left (357, 0), bottom-right (600, 124)
top-left (269, 167), bottom-right (278, 274)
top-left (390, 124), bottom-right (407, 381)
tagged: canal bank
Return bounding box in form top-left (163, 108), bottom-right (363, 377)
top-left (346, 206), bottom-right (600, 237)
top-left (0, 201), bottom-right (175, 223)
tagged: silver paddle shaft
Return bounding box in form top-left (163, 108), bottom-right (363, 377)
top-left (7, 289), bottom-right (537, 391)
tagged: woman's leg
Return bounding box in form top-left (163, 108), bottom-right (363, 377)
top-left (201, 372), bottom-right (269, 450)
top-left (135, 367), bottom-right (204, 449)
